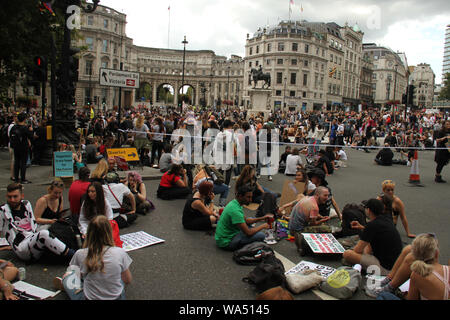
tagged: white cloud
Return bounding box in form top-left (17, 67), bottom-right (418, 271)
top-left (99, 0), bottom-right (448, 83)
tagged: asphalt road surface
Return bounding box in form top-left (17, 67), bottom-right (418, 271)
top-left (0, 147), bottom-right (449, 301)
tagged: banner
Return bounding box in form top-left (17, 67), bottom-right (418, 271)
top-left (285, 260), bottom-right (336, 279)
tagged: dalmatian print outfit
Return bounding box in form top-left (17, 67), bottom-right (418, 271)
top-left (0, 200), bottom-right (67, 261)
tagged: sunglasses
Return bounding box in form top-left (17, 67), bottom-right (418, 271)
top-left (51, 181), bottom-right (64, 188)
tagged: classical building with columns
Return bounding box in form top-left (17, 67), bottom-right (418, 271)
top-left (75, 4), bottom-right (244, 111)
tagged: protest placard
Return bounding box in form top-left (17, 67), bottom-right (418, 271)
top-left (302, 233), bottom-right (345, 254)
top-left (120, 231), bottom-right (165, 252)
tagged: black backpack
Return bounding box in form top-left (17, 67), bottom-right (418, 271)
top-left (256, 192), bottom-right (278, 218)
top-left (243, 254), bottom-right (287, 293)
top-left (232, 242), bottom-right (274, 265)
top-left (9, 125), bottom-right (26, 149)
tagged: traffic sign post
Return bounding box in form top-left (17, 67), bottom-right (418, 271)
top-left (99, 68), bottom-right (140, 89)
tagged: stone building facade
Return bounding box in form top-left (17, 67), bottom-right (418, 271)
top-left (409, 63), bottom-right (435, 108)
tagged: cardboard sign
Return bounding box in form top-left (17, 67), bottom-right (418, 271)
top-left (53, 152), bottom-right (73, 177)
top-left (279, 180), bottom-right (306, 214)
top-left (285, 260), bottom-right (336, 279)
top-left (107, 148), bottom-right (140, 162)
top-left (302, 233), bottom-right (345, 254)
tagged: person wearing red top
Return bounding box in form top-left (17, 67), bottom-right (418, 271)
top-left (157, 164), bottom-right (191, 200)
top-left (69, 167), bottom-right (91, 218)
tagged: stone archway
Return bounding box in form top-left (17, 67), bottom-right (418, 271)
top-left (156, 83), bottom-right (175, 104)
top-left (178, 84), bottom-right (196, 106)
top-left (136, 82), bottom-right (152, 102)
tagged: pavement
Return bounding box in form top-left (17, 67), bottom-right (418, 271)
top-left (0, 149), bottom-right (164, 187)
top-left (0, 147), bottom-right (449, 302)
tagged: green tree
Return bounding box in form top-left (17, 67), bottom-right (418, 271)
top-left (0, 0), bottom-right (66, 105)
top-left (438, 73), bottom-right (450, 101)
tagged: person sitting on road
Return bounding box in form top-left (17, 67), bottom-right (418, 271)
top-left (125, 171), bottom-right (153, 215)
top-left (284, 147), bottom-right (304, 176)
top-left (335, 147), bottom-right (348, 168)
top-left (55, 215), bottom-right (132, 300)
top-left (0, 183), bottom-right (75, 262)
top-left (374, 143), bottom-right (394, 166)
top-left (307, 168), bottom-right (342, 220)
top-left (369, 233), bottom-right (446, 299)
top-left (33, 179), bottom-right (65, 231)
top-left (235, 165), bottom-right (279, 204)
top-left (193, 164), bottom-right (229, 207)
top-left (156, 164), bottom-right (191, 200)
top-left (0, 259), bottom-right (19, 300)
top-left (288, 186), bottom-right (332, 256)
top-left (377, 180), bottom-right (415, 238)
top-left (158, 144), bottom-right (173, 173)
top-left (79, 181), bottom-right (114, 237)
top-left (215, 184), bottom-right (272, 251)
top-left (90, 159), bottom-right (109, 184)
top-left (182, 180), bottom-right (220, 231)
top-left (315, 149), bottom-right (333, 176)
top-left (102, 172), bottom-right (137, 229)
top-left (69, 167), bottom-right (91, 219)
top-left (342, 198), bottom-right (403, 276)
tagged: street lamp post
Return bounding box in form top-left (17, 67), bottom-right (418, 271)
top-left (181, 35), bottom-right (188, 112)
top-left (283, 76), bottom-right (287, 111)
top-left (393, 64), bottom-right (398, 113)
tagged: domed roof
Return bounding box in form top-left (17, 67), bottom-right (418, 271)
top-left (352, 23), bottom-right (361, 33)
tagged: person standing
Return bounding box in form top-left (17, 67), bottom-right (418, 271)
top-left (434, 120), bottom-right (450, 183)
top-left (9, 113), bottom-right (33, 183)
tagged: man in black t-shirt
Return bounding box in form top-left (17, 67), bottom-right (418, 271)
top-left (374, 144), bottom-right (394, 166)
top-left (342, 198), bottom-right (402, 276)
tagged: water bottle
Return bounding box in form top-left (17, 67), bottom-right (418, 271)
top-left (18, 267), bottom-right (26, 281)
top-left (75, 234), bottom-right (82, 248)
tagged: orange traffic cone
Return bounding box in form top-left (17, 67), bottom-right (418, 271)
top-left (409, 150), bottom-right (423, 186)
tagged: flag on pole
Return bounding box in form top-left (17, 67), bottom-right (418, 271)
top-left (301, 4), bottom-right (303, 12)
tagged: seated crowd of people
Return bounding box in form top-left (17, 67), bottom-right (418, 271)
top-left (0, 107), bottom-right (448, 301)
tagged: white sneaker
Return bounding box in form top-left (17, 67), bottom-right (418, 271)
top-left (268, 176), bottom-right (272, 181)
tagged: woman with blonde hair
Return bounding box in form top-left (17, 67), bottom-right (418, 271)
top-left (378, 180), bottom-right (415, 238)
top-left (56, 215), bottom-right (132, 300)
top-left (33, 180), bottom-right (65, 230)
top-left (375, 233), bottom-right (449, 300)
top-left (90, 159), bottom-right (108, 184)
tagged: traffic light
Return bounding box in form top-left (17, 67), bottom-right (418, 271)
top-left (68, 47), bottom-right (80, 84)
top-left (32, 56), bottom-right (47, 82)
top-left (402, 93), bottom-right (407, 105)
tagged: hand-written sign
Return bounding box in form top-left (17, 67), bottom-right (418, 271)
top-left (120, 231), bottom-right (165, 252)
top-left (53, 152), bottom-right (73, 177)
top-left (302, 233), bottom-right (345, 254)
top-left (107, 148), bottom-right (140, 162)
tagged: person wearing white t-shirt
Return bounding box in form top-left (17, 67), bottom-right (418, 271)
top-left (335, 147), bottom-right (348, 168)
top-left (57, 215), bottom-right (133, 300)
top-left (285, 148), bottom-right (304, 176)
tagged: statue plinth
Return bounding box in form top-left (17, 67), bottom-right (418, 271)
top-left (247, 89), bottom-right (272, 117)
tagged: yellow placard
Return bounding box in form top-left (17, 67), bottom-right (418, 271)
top-left (107, 148), bottom-right (140, 162)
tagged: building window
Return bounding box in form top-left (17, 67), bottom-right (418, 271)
top-left (85, 60), bottom-right (93, 75)
top-left (87, 16), bottom-right (94, 26)
top-left (267, 43), bottom-right (271, 52)
top-left (302, 91), bottom-right (307, 98)
top-left (330, 54), bottom-right (333, 62)
top-left (256, 45), bottom-right (259, 54)
top-left (266, 59), bottom-right (271, 65)
top-left (101, 61), bottom-right (108, 69)
top-left (249, 47), bottom-right (253, 55)
top-left (86, 37), bottom-right (93, 51)
top-left (102, 40), bottom-right (108, 53)
top-left (278, 42), bottom-right (285, 51)
top-left (249, 62), bottom-right (252, 68)
top-left (277, 59), bottom-right (283, 65)
top-left (275, 90), bottom-right (282, 96)
top-left (292, 43), bottom-right (298, 51)
top-left (290, 90), bottom-right (295, 97)
top-left (291, 59), bottom-right (297, 65)
top-left (304, 60), bottom-right (309, 67)
top-left (290, 73), bottom-right (296, 85)
top-left (303, 74), bottom-right (308, 86)
top-left (305, 44), bottom-right (309, 53)
top-left (103, 19), bottom-right (109, 29)
top-left (276, 72), bottom-right (283, 84)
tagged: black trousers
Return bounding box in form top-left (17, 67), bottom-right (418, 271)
top-left (150, 140), bottom-right (164, 166)
top-left (14, 148), bottom-right (28, 181)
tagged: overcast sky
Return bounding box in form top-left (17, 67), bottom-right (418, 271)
top-left (99, 0), bottom-right (450, 84)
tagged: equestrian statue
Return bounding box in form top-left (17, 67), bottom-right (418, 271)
top-left (250, 66), bottom-right (271, 89)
